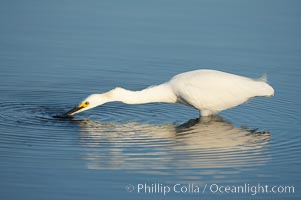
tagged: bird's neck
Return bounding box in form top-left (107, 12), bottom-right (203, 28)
top-left (103, 84), bottom-right (177, 105)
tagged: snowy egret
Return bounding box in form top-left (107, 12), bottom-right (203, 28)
top-left (62, 69), bottom-right (274, 117)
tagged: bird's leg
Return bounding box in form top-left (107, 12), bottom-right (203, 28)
top-left (200, 110), bottom-right (213, 117)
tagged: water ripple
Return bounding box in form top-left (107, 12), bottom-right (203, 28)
top-left (0, 99), bottom-right (298, 179)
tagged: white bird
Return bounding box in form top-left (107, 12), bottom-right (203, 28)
top-left (62, 69), bottom-right (274, 117)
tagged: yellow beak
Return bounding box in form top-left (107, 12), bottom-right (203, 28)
top-left (62, 102), bottom-right (89, 117)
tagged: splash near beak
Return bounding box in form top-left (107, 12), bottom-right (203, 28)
top-left (62, 102), bottom-right (89, 117)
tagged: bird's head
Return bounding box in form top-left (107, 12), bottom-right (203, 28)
top-left (62, 94), bottom-right (104, 117)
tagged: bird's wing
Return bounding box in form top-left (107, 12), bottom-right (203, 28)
top-left (169, 70), bottom-right (266, 112)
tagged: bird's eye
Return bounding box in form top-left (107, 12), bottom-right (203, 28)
top-left (85, 102), bottom-right (89, 105)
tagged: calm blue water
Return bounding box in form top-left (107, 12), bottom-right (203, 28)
top-left (0, 0), bottom-right (300, 199)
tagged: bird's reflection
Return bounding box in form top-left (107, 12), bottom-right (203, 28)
top-left (76, 116), bottom-right (271, 172)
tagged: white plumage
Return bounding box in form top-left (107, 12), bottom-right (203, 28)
top-left (63, 69), bottom-right (274, 117)
top-left (169, 69), bottom-right (274, 116)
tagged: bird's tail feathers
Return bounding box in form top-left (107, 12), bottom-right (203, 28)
top-left (257, 73), bottom-right (268, 82)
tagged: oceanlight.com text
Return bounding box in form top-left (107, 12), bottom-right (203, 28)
top-left (125, 183), bottom-right (295, 196)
